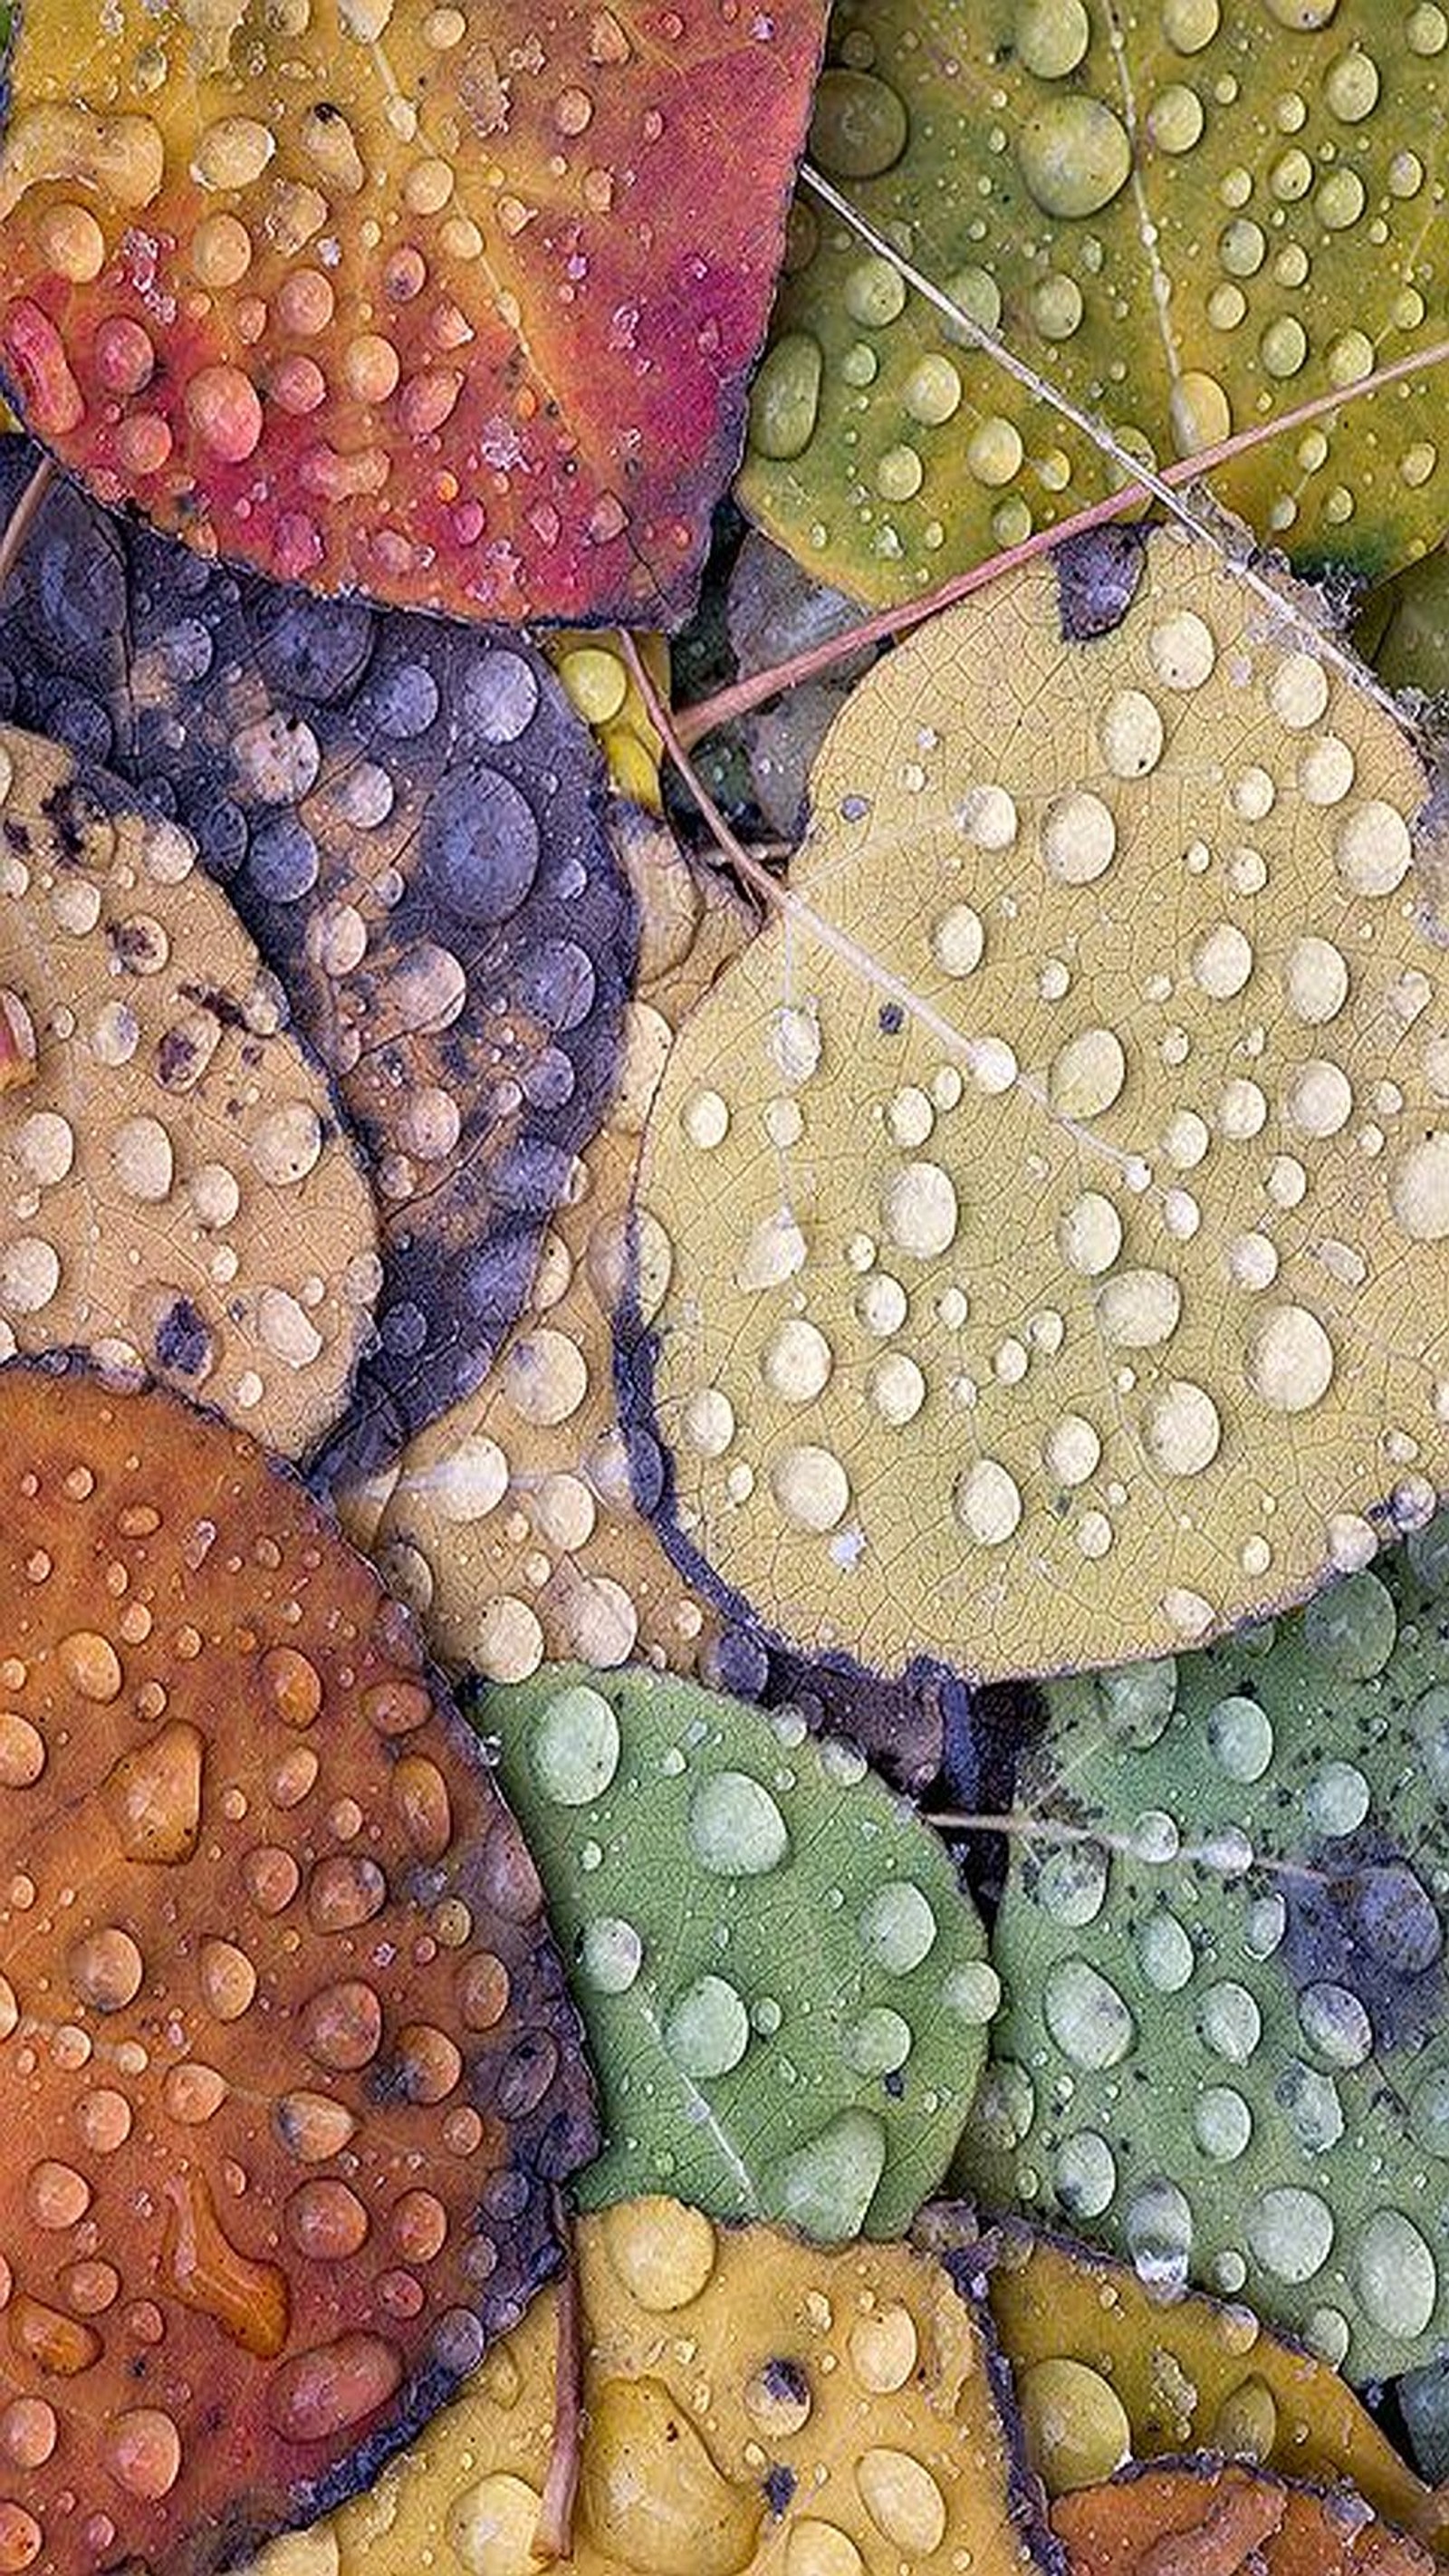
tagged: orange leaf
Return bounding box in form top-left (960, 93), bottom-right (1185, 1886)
top-left (0, 1358), bottom-right (596, 2576)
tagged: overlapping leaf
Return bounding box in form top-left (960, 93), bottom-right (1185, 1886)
top-left (1052, 2462), bottom-right (1434, 2576)
top-left (245, 2197), bottom-right (1054, 2576)
top-left (631, 523), bottom-right (1449, 1687)
top-left (0, 722), bottom-right (379, 1454)
top-left (965, 1507), bottom-right (1449, 2379)
top-left (0, 443), bottom-right (637, 1482)
top-left (342, 810), bottom-right (955, 1787)
top-left (744, 0), bottom-right (1449, 606)
top-left (981, 2225), bottom-right (1447, 2548)
top-left (0, 0), bottom-right (828, 624)
top-left (0, 1358), bottom-right (596, 2576)
top-left (473, 1660), bottom-right (997, 2235)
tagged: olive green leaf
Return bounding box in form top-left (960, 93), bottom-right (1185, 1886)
top-left (469, 1662), bottom-right (997, 2238)
top-left (964, 1508), bottom-right (1449, 2380)
top-left (743, 0), bottom-right (1449, 605)
top-left (630, 522), bottom-right (1449, 1687)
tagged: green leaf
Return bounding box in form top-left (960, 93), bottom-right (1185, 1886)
top-left (470, 1661), bottom-right (997, 2237)
top-left (629, 521), bottom-right (1449, 1686)
top-left (966, 1507), bottom-right (1449, 2380)
top-left (742, 0), bottom-right (1449, 605)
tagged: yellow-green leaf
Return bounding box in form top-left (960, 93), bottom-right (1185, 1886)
top-left (743, 0), bottom-right (1449, 606)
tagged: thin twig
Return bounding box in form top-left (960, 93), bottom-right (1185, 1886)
top-left (533, 2190), bottom-right (585, 2565)
top-left (0, 451), bottom-right (56, 598)
top-left (678, 292), bottom-right (1449, 749)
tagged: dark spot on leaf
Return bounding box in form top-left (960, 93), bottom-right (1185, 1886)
top-left (1280, 1821), bottom-right (1444, 2052)
top-left (1053, 524), bottom-right (1147, 642)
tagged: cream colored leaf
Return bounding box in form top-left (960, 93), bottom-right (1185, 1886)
top-left (633, 524), bottom-right (1449, 1681)
top-left (0, 724), bottom-right (378, 1455)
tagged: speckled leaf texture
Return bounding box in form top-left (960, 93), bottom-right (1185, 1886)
top-left (472, 1662), bottom-right (997, 2235)
top-left (0, 443), bottom-right (637, 1483)
top-left (340, 810), bottom-right (958, 1791)
top-left (242, 2197), bottom-right (1055, 2576)
top-left (1052, 2462), bottom-right (1435, 2576)
top-left (965, 1510), bottom-right (1449, 2381)
top-left (743, 0), bottom-right (1449, 606)
top-left (0, 1359), bottom-right (596, 2576)
top-left (0, 722), bottom-right (379, 1456)
top-left (980, 2224), bottom-right (1448, 2545)
top-left (629, 523), bottom-right (1449, 1687)
top-left (0, 0), bottom-right (828, 624)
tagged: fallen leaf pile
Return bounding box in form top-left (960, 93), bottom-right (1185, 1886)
top-left (0, 443), bottom-right (638, 1481)
top-left (4, 5), bottom-right (1449, 2575)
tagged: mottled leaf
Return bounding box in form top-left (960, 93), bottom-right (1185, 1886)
top-left (1364, 545), bottom-right (1449, 704)
top-left (0, 442), bottom-right (637, 1483)
top-left (0, 1357), bottom-right (596, 2576)
top-left (981, 2225), bottom-right (1447, 2548)
top-left (245, 2196), bottom-right (1055, 2576)
top-left (0, 0), bottom-right (826, 624)
top-left (966, 1508), bottom-right (1449, 2379)
top-left (1052, 2461), bottom-right (1434, 2576)
top-left (343, 811), bottom-right (953, 1789)
top-left (0, 721), bottom-right (379, 1454)
top-left (471, 1660), bottom-right (996, 2235)
top-left (630, 524), bottom-right (1449, 1687)
top-left (743, 0), bottom-right (1449, 605)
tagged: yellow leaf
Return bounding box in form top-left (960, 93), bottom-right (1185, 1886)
top-left (245, 2198), bottom-right (1050, 2576)
top-left (986, 2226), bottom-right (1449, 2554)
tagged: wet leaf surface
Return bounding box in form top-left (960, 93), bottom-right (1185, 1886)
top-left (244, 2196), bottom-right (1054, 2576)
top-left (981, 2224), bottom-right (1447, 2549)
top-left (0, 721), bottom-right (379, 1456)
top-left (1051, 2460), bottom-right (1435, 2576)
top-left (0, 443), bottom-right (638, 1484)
top-left (473, 1660), bottom-right (996, 2235)
top-left (0, 1358), bottom-right (596, 2576)
top-left (0, 0), bottom-right (826, 625)
top-left (744, 0), bottom-right (1449, 606)
top-left (630, 523), bottom-right (1449, 1687)
top-left (966, 1507), bottom-right (1449, 2379)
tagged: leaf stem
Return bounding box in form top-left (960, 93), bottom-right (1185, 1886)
top-left (533, 2190), bottom-right (585, 2565)
top-left (678, 292), bottom-right (1449, 749)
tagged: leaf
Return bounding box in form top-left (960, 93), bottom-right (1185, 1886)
top-left (551, 635), bottom-right (668, 813)
top-left (0, 441), bottom-right (638, 1483)
top-left (343, 810), bottom-right (953, 1788)
top-left (981, 2224), bottom-right (1448, 2550)
top-left (629, 521), bottom-right (1449, 1687)
top-left (1051, 2461), bottom-right (1435, 2576)
top-left (963, 1509), bottom-right (1449, 2379)
top-left (0, 720), bottom-right (379, 1456)
top-left (473, 1658), bottom-right (997, 2237)
top-left (0, 1356), bottom-right (597, 2576)
top-left (740, 0), bottom-right (1449, 608)
top-left (0, 0), bottom-right (826, 625)
top-left (245, 2196), bottom-right (1054, 2576)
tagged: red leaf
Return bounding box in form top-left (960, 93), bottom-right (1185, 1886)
top-left (0, 1), bottom-right (826, 624)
